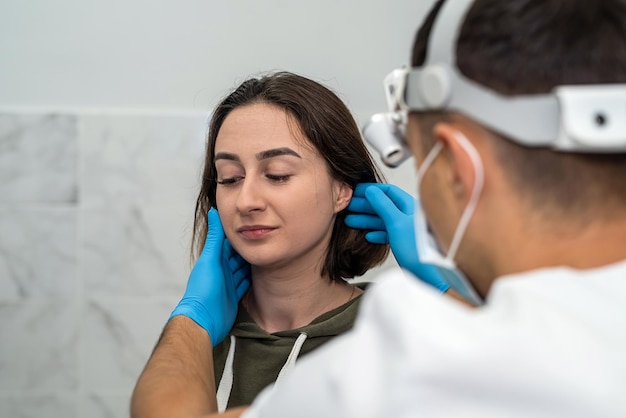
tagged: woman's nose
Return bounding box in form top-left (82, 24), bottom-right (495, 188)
top-left (236, 177), bottom-right (266, 213)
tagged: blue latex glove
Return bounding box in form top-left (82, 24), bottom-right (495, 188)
top-left (345, 183), bottom-right (450, 293)
top-left (170, 208), bottom-right (251, 347)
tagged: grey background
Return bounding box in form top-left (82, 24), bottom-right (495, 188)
top-left (0, 1), bottom-right (436, 417)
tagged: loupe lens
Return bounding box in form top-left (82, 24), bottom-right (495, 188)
top-left (362, 113), bottom-right (411, 168)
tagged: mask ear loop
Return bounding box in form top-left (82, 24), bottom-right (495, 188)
top-left (416, 141), bottom-right (444, 183)
top-left (445, 131), bottom-right (485, 262)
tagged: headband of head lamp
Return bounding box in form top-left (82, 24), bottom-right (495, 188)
top-left (364, 0), bottom-right (626, 168)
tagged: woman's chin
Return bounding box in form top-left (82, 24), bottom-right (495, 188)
top-left (243, 255), bottom-right (291, 272)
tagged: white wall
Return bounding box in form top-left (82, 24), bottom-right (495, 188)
top-left (0, 0), bottom-right (434, 112)
top-left (0, 1), bottom-right (435, 417)
top-left (0, 0), bottom-right (435, 281)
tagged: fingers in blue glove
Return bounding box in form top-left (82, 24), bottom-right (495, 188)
top-left (202, 207), bottom-right (225, 258)
top-left (354, 183), bottom-right (412, 207)
top-left (235, 278), bottom-right (250, 300)
top-left (348, 184), bottom-right (451, 293)
top-left (170, 207), bottom-right (253, 347)
top-left (364, 231), bottom-right (389, 245)
top-left (346, 183), bottom-right (410, 245)
top-left (344, 214), bottom-right (386, 230)
top-left (364, 186), bottom-right (405, 226)
top-left (223, 240), bottom-right (251, 294)
top-left (346, 196), bottom-right (375, 214)
top-left (375, 183), bottom-right (414, 214)
top-left (353, 183), bottom-right (376, 198)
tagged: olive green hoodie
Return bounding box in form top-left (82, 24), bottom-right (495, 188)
top-left (213, 283), bottom-right (367, 410)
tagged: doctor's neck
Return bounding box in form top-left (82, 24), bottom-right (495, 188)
top-left (473, 190), bottom-right (626, 291)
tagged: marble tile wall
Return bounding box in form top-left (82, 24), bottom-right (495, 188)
top-left (0, 111), bottom-right (209, 417)
top-left (0, 110), bottom-right (400, 417)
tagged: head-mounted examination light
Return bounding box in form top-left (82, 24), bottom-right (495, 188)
top-left (364, 0), bottom-right (626, 168)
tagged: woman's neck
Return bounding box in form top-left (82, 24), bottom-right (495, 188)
top-left (243, 265), bottom-right (361, 334)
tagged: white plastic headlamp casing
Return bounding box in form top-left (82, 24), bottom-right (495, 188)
top-left (555, 85), bottom-right (626, 150)
top-left (364, 0), bottom-right (626, 167)
top-left (362, 112), bottom-right (410, 168)
top-left (361, 70), bottom-right (412, 168)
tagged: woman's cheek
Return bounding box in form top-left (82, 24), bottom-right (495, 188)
top-left (214, 195), bottom-right (235, 237)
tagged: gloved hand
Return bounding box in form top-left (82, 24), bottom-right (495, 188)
top-left (345, 183), bottom-right (450, 293)
top-left (170, 208), bottom-right (251, 347)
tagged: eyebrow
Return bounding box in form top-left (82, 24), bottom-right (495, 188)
top-left (214, 147), bottom-right (301, 162)
top-left (214, 152), bottom-right (240, 162)
top-left (257, 147), bottom-right (301, 160)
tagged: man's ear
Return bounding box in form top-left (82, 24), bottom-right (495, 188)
top-left (432, 123), bottom-right (478, 206)
top-left (334, 182), bottom-right (353, 213)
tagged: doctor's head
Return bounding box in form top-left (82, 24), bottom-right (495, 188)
top-left (407, 0), bottom-right (626, 296)
top-left (193, 71), bottom-right (389, 281)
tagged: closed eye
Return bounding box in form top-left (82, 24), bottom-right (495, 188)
top-left (217, 176), bottom-right (243, 186)
top-left (266, 174), bottom-right (291, 183)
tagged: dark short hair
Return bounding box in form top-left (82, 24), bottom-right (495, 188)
top-left (192, 71), bottom-right (389, 282)
top-left (411, 0), bottom-right (626, 215)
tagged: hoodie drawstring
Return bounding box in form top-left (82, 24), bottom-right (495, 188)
top-left (216, 332), bottom-right (308, 412)
top-left (216, 335), bottom-right (236, 412)
top-left (276, 332), bottom-right (308, 381)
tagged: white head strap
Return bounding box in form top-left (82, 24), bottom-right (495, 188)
top-left (396, 0), bottom-right (626, 152)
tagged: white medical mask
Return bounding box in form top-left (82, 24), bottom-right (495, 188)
top-left (414, 131), bottom-right (484, 305)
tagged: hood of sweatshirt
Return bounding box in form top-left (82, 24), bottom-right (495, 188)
top-left (214, 282), bottom-right (369, 410)
top-left (233, 282), bottom-right (368, 340)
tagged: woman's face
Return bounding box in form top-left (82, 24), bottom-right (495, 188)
top-left (214, 103), bottom-right (352, 272)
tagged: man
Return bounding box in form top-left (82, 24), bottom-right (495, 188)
top-left (131, 0), bottom-right (626, 416)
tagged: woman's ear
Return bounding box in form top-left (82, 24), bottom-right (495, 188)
top-left (333, 182), bottom-right (353, 213)
top-left (433, 123), bottom-right (477, 207)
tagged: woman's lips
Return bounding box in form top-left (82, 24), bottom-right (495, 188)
top-left (237, 225), bottom-right (277, 239)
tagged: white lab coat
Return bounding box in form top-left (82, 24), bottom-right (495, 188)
top-left (243, 260), bottom-right (626, 418)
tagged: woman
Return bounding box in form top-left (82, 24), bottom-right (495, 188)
top-left (192, 71), bottom-right (389, 410)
